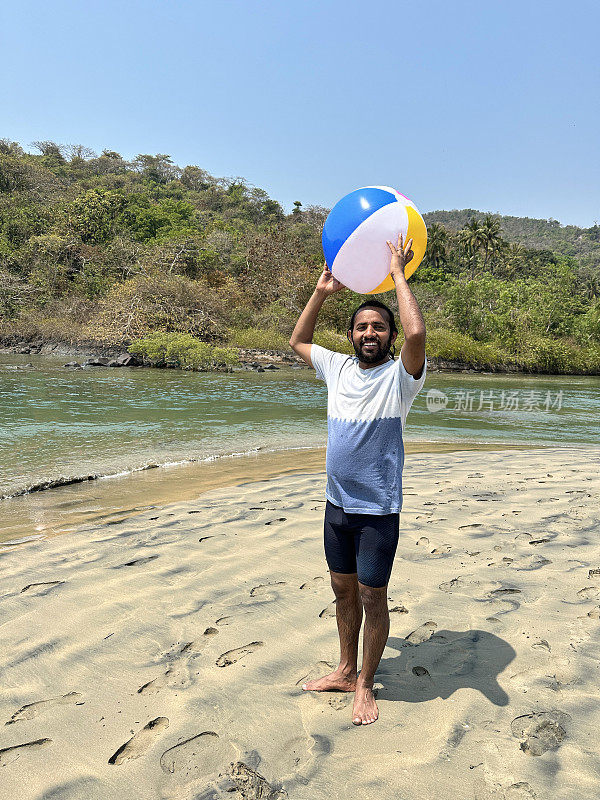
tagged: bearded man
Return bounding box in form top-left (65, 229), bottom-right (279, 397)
top-left (289, 235), bottom-right (426, 726)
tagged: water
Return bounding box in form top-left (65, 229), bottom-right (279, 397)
top-left (1, 353), bottom-right (599, 500)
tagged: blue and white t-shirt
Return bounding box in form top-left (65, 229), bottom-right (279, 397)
top-left (311, 344), bottom-right (426, 515)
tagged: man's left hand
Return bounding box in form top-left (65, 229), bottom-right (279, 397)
top-left (387, 233), bottom-right (414, 282)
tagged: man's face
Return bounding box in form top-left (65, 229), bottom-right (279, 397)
top-left (348, 308), bottom-right (397, 365)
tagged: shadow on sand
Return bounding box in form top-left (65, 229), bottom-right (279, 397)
top-left (377, 629), bottom-right (515, 706)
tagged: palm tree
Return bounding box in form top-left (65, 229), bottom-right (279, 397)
top-left (459, 218), bottom-right (486, 280)
top-left (425, 223), bottom-right (448, 269)
top-left (480, 215), bottom-right (503, 274)
top-left (505, 243), bottom-right (526, 278)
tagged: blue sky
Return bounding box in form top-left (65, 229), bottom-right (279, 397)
top-left (2, 0), bottom-right (599, 226)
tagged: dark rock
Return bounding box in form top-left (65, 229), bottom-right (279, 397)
top-left (263, 364), bottom-right (279, 370)
top-left (84, 357), bottom-right (111, 367)
top-left (64, 362), bottom-right (82, 368)
top-left (17, 348), bottom-right (31, 355)
top-left (117, 353), bottom-right (140, 367)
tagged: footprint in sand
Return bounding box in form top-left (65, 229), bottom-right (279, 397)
top-left (140, 633), bottom-right (218, 693)
top-left (160, 731), bottom-right (238, 781)
top-left (514, 533), bottom-right (532, 542)
top-left (504, 783), bottom-right (537, 800)
top-left (0, 738), bottom-right (52, 766)
top-left (270, 733), bottom-right (325, 778)
top-left (138, 665), bottom-right (186, 695)
top-left (265, 518), bottom-right (287, 526)
top-left (171, 629), bottom-right (219, 657)
top-left (216, 642), bottom-right (264, 668)
top-left (319, 601), bottom-right (337, 619)
top-left (430, 544), bottom-right (452, 555)
top-left (6, 692), bottom-right (83, 724)
top-left (515, 555), bottom-right (552, 571)
top-left (112, 555), bottom-right (159, 569)
top-left (577, 586), bottom-right (600, 601)
top-left (439, 577), bottom-right (468, 593)
top-left (216, 762), bottom-right (287, 800)
top-left (531, 640), bottom-right (551, 652)
top-left (510, 711), bottom-right (570, 756)
top-left (108, 717), bottom-right (169, 765)
top-left (416, 537), bottom-right (429, 546)
top-left (250, 582), bottom-right (286, 599)
top-left (20, 581), bottom-right (64, 595)
top-left (405, 621), bottom-right (437, 645)
top-left (299, 577), bottom-right (325, 590)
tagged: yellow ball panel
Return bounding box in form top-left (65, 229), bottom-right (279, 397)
top-left (406, 205), bottom-right (427, 271)
top-left (367, 205), bottom-right (427, 294)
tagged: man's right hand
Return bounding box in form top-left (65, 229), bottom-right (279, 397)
top-left (316, 264), bottom-right (346, 296)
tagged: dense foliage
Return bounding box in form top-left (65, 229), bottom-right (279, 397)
top-left (1, 139), bottom-right (599, 373)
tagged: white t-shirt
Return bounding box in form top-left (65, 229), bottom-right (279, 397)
top-left (311, 344), bottom-right (426, 514)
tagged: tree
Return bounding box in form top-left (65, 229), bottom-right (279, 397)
top-left (425, 223), bottom-right (448, 269)
top-left (0, 269), bottom-right (38, 316)
top-left (180, 165), bottom-right (213, 192)
top-left (479, 215), bottom-right (503, 274)
top-left (31, 140), bottom-right (66, 161)
top-left (132, 154), bottom-right (180, 184)
top-left (66, 144), bottom-right (96, 162)
top-left (458, 218), bottom-right (486, 280)
top-left (66, 188), bottom-right (127, 244)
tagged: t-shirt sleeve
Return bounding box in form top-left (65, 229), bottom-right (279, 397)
top-left (397, 353), bottom-right (427, 424)
top-left (310, 344), bottom-right (348, 383)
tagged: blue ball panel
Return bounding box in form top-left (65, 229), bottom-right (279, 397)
top-left (322, 187), bottom-right (398, 269)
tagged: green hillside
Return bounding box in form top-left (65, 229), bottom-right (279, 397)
top-left (423, 209), bottom-right (600, 262)
top-left (1, 139), bottom-right (599, 373)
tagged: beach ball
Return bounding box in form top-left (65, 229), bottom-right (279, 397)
top-left (322, 186), bottom-right (427, 294)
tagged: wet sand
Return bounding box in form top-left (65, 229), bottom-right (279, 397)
top-left (1, 442), bottom-right (529, 545)
top-left (1, 445), bottom-right (599, 799)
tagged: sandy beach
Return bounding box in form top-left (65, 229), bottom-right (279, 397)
top-left (1, 445), bottom-right (599, 800)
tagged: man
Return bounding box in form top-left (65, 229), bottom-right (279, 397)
top-left (289, 234), bottom-right (426, 726)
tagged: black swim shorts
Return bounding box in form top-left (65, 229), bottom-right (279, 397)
top-left (323, 500), bottom-right (400, 588)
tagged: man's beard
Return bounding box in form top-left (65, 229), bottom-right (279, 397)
top-left (352, 334), bottom-right (393, 364)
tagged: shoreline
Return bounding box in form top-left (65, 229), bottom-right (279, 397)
top-left (2, 340), bottom-right (597, 376)
top-left (0, 439), bottom-right (546, 503)
top-left (1, 440), bottom-right (595, 547)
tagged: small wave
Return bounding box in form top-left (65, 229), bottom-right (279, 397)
top-left (0, 444), bottom-right (319, 501)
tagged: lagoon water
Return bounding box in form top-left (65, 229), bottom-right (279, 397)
top-left (1, 352), bottom-right (599, 542)
top-left (2, 352), bottom-right (599, 500)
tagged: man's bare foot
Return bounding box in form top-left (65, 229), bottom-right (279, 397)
top-left (352, 684), bottom-right (378, 725)
top-left (302, 669), bottom-right (357, 692)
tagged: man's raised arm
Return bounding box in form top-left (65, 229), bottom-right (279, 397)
top-left (289, 265), bottom-right (345, 367)
top-left (387, 235), bottom-right (426, 378)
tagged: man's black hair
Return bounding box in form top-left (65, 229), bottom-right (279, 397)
top-left (348, 299), bottom-right (398, 336)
